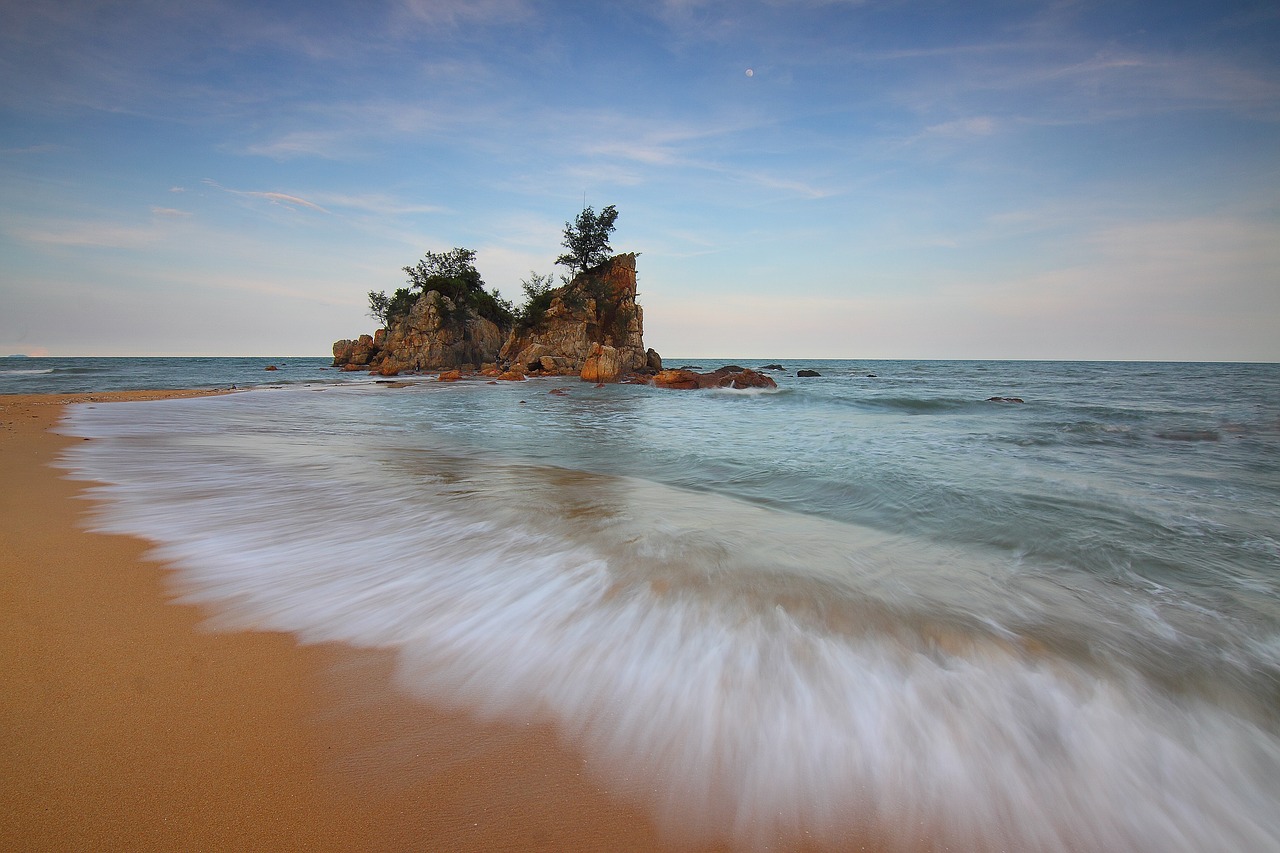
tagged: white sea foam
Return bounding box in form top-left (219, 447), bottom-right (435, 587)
top-left (56, 391), bottom-right (1280, 852)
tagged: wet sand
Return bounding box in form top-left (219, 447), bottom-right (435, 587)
top-left (0, 391), bottom-right (734, 852)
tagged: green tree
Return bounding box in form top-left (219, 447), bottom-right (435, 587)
top-left (367, 290), bottom-right (391, 326)
top-left (367, 287), bottom-right (416, 328)
top-left (556, 204), bottom-right (618, 278)
top-left (402, 248), bottom-right (513, 328)
top-left (514, 271), bottom-right (557, 329)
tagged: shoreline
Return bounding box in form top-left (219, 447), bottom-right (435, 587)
top-left (0, 391), bottom-right (733, 852)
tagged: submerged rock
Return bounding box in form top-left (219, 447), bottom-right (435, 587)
top-left (797, 369), bottom-right (821, 377)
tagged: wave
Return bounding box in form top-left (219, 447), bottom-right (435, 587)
top-left (56, 394), bottom-right (1280, 852)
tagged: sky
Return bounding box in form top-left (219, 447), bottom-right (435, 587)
top-left (1, 0), bottom-right (1277, 361)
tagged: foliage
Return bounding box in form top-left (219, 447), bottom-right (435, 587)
top-left (401, 248), bottom-right (513, 328)
top-left (367, 290), bottom-right (390, 326)
top-left (555, 204), bottom-right (618, 278)
top-left (367, 287), bottom-right (416, 328)
top-left (515, 271), bottom-right (558, 329)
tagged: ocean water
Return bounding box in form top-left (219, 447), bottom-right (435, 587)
top-left (0, 355), bottom-right (343, 394)
top-left (43, 359), bottom-right (1280, 851)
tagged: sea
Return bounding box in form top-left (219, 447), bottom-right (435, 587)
top-left (7, 356), bottom-right (1280, 851)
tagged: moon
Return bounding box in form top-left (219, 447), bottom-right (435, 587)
top-left (745, 68), bottom-right (754, 77)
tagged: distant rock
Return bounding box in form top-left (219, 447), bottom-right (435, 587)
top-left (264, 365), bottom-right (278, 371)
top-left (758, 364), bottom-right (785, 371)
top-left (653, 369), bottom-right (701, 390)
top-left (653, 366), bottom-right (778, 391)
top-left (1156, 429), bottom-right (1219, 442)
top-left (797, 369), bottom-right (821, 377)
top-left (986, 396), bottom-right (1024, 404)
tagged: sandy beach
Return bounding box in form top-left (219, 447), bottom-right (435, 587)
top-left (0, 391), bottom-right (730, 852)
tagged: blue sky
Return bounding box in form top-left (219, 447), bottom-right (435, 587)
top-left (2, 0), bottom-right (1277, 360)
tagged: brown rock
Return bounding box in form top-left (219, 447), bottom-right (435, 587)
top-left (653, 369), bottom-right (702, 390)
top-left (540, 355), bottom-right (577, 375)
top-left (377, 293), bottom-right (505, 371)
top-left (438, 370), bottom-right (462, 382)
top-left (653, 367), bottom-right (777, 391)
top-left (332, 339), bottom-right (354, 366)
top-left (377, 361), bottom-right (405, 377)
top-left (497, 370), bottom-right (526, 382)
top-left (580, 343), bottom-right (623, 383)
top-left (264, 365), bottom-right (278, 371)
top-left (500, 254), bottom-right (646, 382)
top-left (725, 368), bottom-right (776, 389)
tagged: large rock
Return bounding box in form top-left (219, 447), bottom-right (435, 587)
top-left (332, 334), bottom-right (378, 367)
top-left (332, 292), bottom-right (506, 372)
top-left (379, 292), bottom-right (505, 371)
top-left (500, 254), bottom-right (648, 383)
top-left (581, 343), bottom-right (624, 383)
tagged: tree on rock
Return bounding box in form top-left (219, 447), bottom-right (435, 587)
top-left (556, 204), bottom-right (618, 278)
top-left (367, 287), bottom-right (417, 328)
top-left (401, 248), bottom-right (513, 328)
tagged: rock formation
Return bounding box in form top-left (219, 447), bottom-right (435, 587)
top-left (333, 253), bottom-right (659, 383)
top-left (332, 293), bottom-right (505, 374)
top-left (501, 254), bottom-right (650, 382)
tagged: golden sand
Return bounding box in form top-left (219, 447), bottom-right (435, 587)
top-left (0, 391), bottom-right (731, 852)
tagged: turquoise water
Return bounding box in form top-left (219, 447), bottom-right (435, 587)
top-left (42, 359), bottom-right (1280, 850)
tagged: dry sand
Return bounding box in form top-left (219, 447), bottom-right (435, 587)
top-left (0, 391), bottom-right (735, 852)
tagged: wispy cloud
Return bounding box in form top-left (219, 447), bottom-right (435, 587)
top-left (0, 143), bottom-right (64, 155)
top-left (6, 219), bottom-right (164, 249)
top-left (309, 193), bottom-right (447, 216)
top-left (393, 0), bottom-right (532, 28)
top-left (202, 179), bottom-right (330, 213)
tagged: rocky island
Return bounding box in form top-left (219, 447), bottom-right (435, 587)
top-left (332, 253), bottom-right (664, 383)
top-left (332, 205), bottom-right (775, 390)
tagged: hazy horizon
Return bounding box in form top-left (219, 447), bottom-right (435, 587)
top-left (2, 1), bottom-right (1277, 362)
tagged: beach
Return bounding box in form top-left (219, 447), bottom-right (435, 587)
top-left (0, 391), bottom-right (719, 853)
top-left (4, 359), bottom-right (1278, 853)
